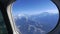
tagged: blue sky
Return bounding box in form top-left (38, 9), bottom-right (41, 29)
top-left (12, 0), bottom-right (59, 16)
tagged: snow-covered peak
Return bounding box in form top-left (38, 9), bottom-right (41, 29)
top-left (14, 12), bottom-right (58, 20)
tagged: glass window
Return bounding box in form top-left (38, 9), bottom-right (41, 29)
top-left (12, 0), bottom-right (59, 34)
top-left (0, 10), bottom-right (8, 34)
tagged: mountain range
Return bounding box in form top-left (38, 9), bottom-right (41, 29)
top-left (14, 12), bottom-right (59, 34)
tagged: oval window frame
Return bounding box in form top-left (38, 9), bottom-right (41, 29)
top-left (5, 0), bottom-right (60, 34)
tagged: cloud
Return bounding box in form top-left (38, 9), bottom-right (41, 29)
top-left (46, 9), bottom-right (59, 14)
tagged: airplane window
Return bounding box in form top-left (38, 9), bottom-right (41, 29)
top-left (0, 10), bottom-right (8, 34)
top-left (12, 0), bottom-right (59, 34)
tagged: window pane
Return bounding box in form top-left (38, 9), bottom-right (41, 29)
top-left (0, 10), bottom-right (8, 34)
top-left (12, 0), bottom-right (59, 34)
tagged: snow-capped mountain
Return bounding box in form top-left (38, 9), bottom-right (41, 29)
top-left (14, 12), bottom-right (59, 34)
top-left (14, 12), bottom-right (59, 20)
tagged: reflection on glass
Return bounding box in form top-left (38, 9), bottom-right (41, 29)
top-left (0, 10), bottom-right (8, 34)
top-left (12, 0), bottom-right (59, 34)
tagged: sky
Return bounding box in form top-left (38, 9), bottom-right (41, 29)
top-left (12, 0), bottom-right (59, 16)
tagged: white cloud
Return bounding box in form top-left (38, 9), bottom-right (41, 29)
top-left (46, 9), bottom-right (59, 14)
